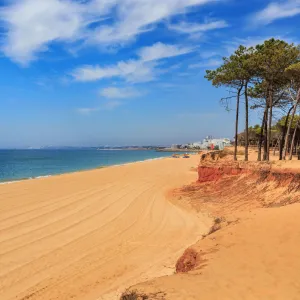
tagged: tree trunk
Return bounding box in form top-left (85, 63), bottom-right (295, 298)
top-left (267, 87), bottom-right (273, 161)
top-left (273, 139), bottom-right (279, 156)
top-left (258, 108), bottom-right (267, 161)
top-left (279, 106), bottom-right (293, 160)
top-left (263, 106), bottom-right (269, 161)
top-left (283, 89), bottom-right (300, 159)
top-left (289, 117), bottom-right (300, 160)
top-left (234, 86), bottom-right (243, 161)
top-left (245, 82), bottom-right (249, 161)
top-left (288, 135), bottom-right (292, 155)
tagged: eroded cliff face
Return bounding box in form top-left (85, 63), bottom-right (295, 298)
top-left (120, 152), bottom-right (300, 299)
top-left (197, 151), bottom-right (300, 192)
top-left (169, 159), bottom-right (300, 276)
top-left (198, 165), bottom-right (247, 183)
top-left (198, 162), bottom-right (300, 193)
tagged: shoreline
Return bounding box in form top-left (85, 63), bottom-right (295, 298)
top-left (157, 149), bottom-right (199, 152)
top-left (0, 153), bottom-right (209, 300)
top-left (0, 155), bottom-right (172, 185)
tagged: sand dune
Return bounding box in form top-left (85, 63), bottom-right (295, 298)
top-left (124, 150), bottom-right (300, 299)
top-left (0, 156), bottom-right (209, 300)
top-left (128, 204), bottom-right (300, 300)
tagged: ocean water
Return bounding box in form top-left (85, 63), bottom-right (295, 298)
top-left (0, 149), bottom-right (175, 183)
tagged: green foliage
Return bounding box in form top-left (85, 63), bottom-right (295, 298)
top-left (255, 39), bottom-right (299, 84)
top-left (205, 38), bottom-right (300, 161)
top-left (277, 115), bottom-right (300, 129)
top-left (248, 40), bottom-right (300, 111)
top-left (205, 45), bottom-right (257, 89)
top-left (206, 39), bottom-right (299, 91)
top-left (249, 124), bottom-right (261, 135)
top-left (285, 62), bottom-right (300, 88)
top-left (248, 82), bottom-right (267, 97)
top-left (238, 125), bottom-right (262, 144)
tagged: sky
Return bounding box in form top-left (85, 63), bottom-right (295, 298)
top-left (0, 0), bottom-right (300, 148)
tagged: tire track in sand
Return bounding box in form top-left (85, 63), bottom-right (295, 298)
top-left (0, 156), bottom-right (209, 300)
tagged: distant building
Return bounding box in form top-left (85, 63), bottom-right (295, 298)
top-left (180, 144), bottom-right (189, 149)
top-left (171, 144), bottom-right (181, 149)
top-left (171, 137), bottom-right (231, 151)
top-left (189, 142), bottom-right (202, 149)
top-left (200, 137), bottom-right (231, 150)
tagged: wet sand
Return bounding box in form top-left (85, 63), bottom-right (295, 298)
top-left (0, 156), bottom-right (209, 300)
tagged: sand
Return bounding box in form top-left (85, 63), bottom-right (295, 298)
top-left (124, 148), bottom-right (300, 299)
top-left (131, 204), bottom-right (300, 300)
top-left (0, 156), bottom-right (210, 300)
top-left (3, 149), bottom-right (300, 300)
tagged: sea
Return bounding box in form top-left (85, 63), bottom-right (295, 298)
top-left (0, 149), bottom-right (175, 183)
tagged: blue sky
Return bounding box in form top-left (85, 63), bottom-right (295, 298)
top-left (0, 0), bottom-right (300, 148)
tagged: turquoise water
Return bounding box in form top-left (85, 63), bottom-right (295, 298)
top-left (0, 149), bottom-right (174, 183)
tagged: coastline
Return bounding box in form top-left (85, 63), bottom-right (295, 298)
top-left (157, 149), bottom-right (199, 152)
top-left (0, 153), bottom-right (210, 300)
top-left (0, 154), bottom-right (175, 185)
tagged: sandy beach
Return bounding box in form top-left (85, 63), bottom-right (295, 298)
top-left (3, 149), bottom-right (300, 300)
top-left (0, 156), bottom-right (210, 300)
top-left (2, 1), bottom-right (300, 298)
top-left (123, 148), bottom-right (300, 299)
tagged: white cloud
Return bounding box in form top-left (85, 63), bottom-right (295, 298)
top-left (168, 20), bottom-right (228, 34)
top-left (138, 42), bottom-right (194, 62)
top-left (1, 0), bottom-right (220, 65)
top-left (88, 0), bottom-right (219, 46)
top-left (252, 0), bottom-right (300, 25)
top-left (72, 42), bottom-right (195, 83)
top-left (100, 87), bottom-right (141, 99)
top-left (77, 85), bottom-right (142, 115)
top-left (71, 59), bottom-right (156, 83)
top-left (0, 0), bottom-right (116, 65)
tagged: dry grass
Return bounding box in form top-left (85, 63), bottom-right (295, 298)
top-left (120, 291), bottom-right (166, 300)
top-left (222, 148), bottom-right (245, 156)
top-left (208, 217), bottom-right (223, 235)
top-left (219, 151), bottom-right (228, 159)
top-left (120, 290), bottom-right (148, 300)
top-left (202, 217), bottom-right (226, 238)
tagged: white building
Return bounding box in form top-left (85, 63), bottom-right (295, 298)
top-left (199, 137), bottom-right (231, 150)
top-left (171, 138), bottom-right (231, 151)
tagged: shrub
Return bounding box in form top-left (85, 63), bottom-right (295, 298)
top-left (120, 291), bottom-right (148, 300)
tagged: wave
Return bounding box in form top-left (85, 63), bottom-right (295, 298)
top-left (0, 156), bottom-right (169, 185)
top-left (35, 175), bottom-right (52, 179)
top-left (0, 175), bottom-right (52, 185)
